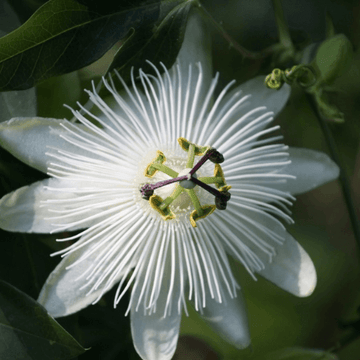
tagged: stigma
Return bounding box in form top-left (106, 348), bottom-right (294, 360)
top-left (140, 137), bottom-right (231, 227)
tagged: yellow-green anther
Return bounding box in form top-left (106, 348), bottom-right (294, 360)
top-left (190, 205), bottom-right (216, 228)
top-left (186, 189), bottom-right (204, 217)
top-left (186, 144), bottom-right (196, 168)
top-left (149, 195), bottom-right (176, 221)
top-left (178, 137), bottom-right (208, 156)
top-left (213, 164), bottom-right (227, 188)
top-left (143, 138), bottom-right (231, 226)
top-left (145, 151), bottom-right (166, 177)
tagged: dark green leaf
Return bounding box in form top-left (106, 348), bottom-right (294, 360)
top-left (0, 280), bottom-right (86, 360)
top-left (108, 0), bottom-right (193, 82)
top-left (0, 0), bottom-right (185, 91)
top-left (6, 0), bottom-right (48, 24)
top-left (254, 347), bottom-right (338, 360)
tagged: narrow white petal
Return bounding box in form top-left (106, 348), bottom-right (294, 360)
top-left (0, 117), bottom-right (109, 173)
top-left (272, 147), bottom-right (340, 195)
top-left (197, 289), bottom-right (251, 349)
top-left (130, 242), bottom-right (182, 360)
top-left (38, 238), bottom-right (132, 317)
top-left (0, 177), bottom-right (127, 233)
top-left (175, 9), bottom-right (212, 96)
top-left (220, 76), bottom-right (290, 128)
top-left (257, 232), bottom-right (317, 297)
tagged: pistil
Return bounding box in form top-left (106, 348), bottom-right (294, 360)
top-left (140, 138), bottom-right (231, 226)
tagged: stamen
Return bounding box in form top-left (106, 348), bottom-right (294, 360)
top-left (189, 147), bottom-right (224, 176)
top-left (140, 175), bottom-right (188, 200)
top-left (140, 137), bottom-right (231, 225)
top-left (190, 177), bottom-right (231, 210)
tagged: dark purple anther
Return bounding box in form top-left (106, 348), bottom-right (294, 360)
top-left (140, 175), bottom-right (189, 200)
top-left (208, 149), bottom-right (224, 164)
top-left (140, 184), bottom-right (154, 200)
top-left (215, 191), bottom-right (231, 210)
top-left (190, 148), bottom-right (219, 175)
top-left (190, 177), bottom-right (231, 210)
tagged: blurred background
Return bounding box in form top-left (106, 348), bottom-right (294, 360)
top-left (0, 0), bottom-right (360, 359)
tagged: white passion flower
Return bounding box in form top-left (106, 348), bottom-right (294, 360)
top-left (0, 11), bottom-right (339, 360)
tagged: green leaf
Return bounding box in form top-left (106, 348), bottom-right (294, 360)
top-left (0, 0), bottom-right (37, 120)
top-left (6, 0), bottom-right (48, 24)
top-left (0, 0), bottom-right (186, 91)
top-left (0, 280), bottom-right (85, 360)
top-left (255, 347), bottom-right (338, 360)
top-left (108, 0), bottom-right (193, 82)
top-left (314, 34), bottom-right (353, 85)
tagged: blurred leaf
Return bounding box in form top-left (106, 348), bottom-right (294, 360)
top-left (254, 347), bottom-right (338, 360)
top-left (0, 0), bottom-right (37, 120)
top-left (0, 0), bottom-right (186, 91)
top-left (314, 34), bottom-right (353, 85)
top-left (109, 0), bottom-right (192, 82)
top-left (0, 89), bottom-right (37, 121)
top-left (0, 280), bottom-right (86, 360)
top-left (6, 0), bottom-right (48, 24)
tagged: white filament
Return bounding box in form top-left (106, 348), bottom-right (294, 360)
top-left (42, 61), bottom-right (294, 317)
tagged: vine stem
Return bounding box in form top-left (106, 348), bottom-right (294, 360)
top-left (306, 93), bottom-right (360, 254)
top-left (197, 3), bottom-right (273, 60)
top-left (272, 0), bottom-right (293, 48)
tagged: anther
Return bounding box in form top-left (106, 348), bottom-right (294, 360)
top-left (140, 175), bottom-right (188, 200)
top-left (208, 148), bottom-right (224, 164)
top-left (140, 184), bottom-right (154, 200)
top-left (215, 191), bottom-right (231, 210)
top-left (190, 148), bottom-right (224, 175)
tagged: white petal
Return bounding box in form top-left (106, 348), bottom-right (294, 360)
top-left (257, 232), bottom-right (317, 297)
top-left (130, 255), bottom-right (182, 360)
top-left (275, 147), bottom-right (340, 195)
top-left (198, 289), bottom-right (251, 349)
top-left (175, 8), bottom-right (212, 91)
top-left (0, 89), bottom-right (37, 122)
top-left (38, 240), bottom-right (127, 317)
top-left (0, 178), bottom-right (106, 233)
top-left (215, 76), bottom-right (290, 132)
top-left (131, 309), bottom-right (181, 360)
top-left (0, 118), bottom-right (94, 173)
top-left (235, 76), bottom-right (290, 116)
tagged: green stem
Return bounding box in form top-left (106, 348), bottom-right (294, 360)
top-left (187, 144), bottom-right (196, 168)
top-left (160, 185), bottom-right (184, 210)
top-left (306, 93), bottom-right (360, 253)
top-left (272, 0), bottom-right (293, 48)
top-left (186, 189), bottom-right (204, 216)
top-left (151, 163), bottom-right (178, 178)
top-left (198, 3), bottom-right (269, 60)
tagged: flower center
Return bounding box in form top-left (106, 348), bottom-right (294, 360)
top-left (140, 137), bottom-right (231, 227)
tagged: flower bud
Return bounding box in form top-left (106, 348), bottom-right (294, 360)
top-left (315, 34), bottom-right (353, 84)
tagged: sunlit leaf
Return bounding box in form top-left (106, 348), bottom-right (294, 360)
top-left (0, 280), bottom-right (85, 360)
top-left (0, 0), bottom-right (186, 91)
